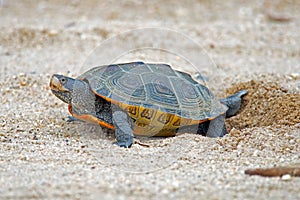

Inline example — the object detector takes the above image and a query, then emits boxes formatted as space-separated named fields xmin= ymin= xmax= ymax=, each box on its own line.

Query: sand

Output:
xmin=0 ymin=0 xmax=300 ymax=199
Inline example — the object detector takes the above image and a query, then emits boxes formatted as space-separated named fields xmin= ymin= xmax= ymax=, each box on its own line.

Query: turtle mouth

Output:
xmin=50 ymin=75 xmax=69 ymax=92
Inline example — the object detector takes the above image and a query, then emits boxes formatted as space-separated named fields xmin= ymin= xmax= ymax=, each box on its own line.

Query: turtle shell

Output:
xmin=77 ymin=62 xmax=227 ymax=136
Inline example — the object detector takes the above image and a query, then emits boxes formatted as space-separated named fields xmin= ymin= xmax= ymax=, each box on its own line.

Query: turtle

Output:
xmin=50 ymin=62 xmax=247 ymax=147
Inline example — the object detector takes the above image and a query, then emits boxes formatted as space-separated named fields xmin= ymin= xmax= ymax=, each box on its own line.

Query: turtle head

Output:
xmin=50 ymin=74 xmax=76 ymax=104
xmin=50 ymin=74 xmax=96 ymax=114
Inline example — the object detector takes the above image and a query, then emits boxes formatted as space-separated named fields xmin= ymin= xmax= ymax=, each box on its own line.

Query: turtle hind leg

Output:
xmin=206 ymin=114 xmax=228 ymax=137
xmin=112 ymin=110 xmax=134 ymax=148
xmin=177 ymin=114 xmax=227 ymax=137
xmin=220 ymin=89 xmax=248 ymax=118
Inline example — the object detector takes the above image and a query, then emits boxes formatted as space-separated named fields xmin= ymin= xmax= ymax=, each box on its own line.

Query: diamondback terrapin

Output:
xmin=50 ymin=62 xmax=247 ymax=147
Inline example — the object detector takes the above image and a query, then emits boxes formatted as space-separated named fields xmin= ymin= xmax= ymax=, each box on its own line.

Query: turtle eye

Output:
xmin=60 ymin=77 xmax=67 ymax=84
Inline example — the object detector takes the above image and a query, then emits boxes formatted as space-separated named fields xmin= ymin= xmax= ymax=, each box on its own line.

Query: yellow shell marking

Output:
xmin=117 ymin=102 xmax=206 ymax=137
xmin=93 ymin=93 xmax=209 ymax=137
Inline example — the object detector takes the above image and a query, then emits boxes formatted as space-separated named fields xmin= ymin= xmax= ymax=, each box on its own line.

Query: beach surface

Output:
xmin=0 ymin=1 xmax=299 ymax=199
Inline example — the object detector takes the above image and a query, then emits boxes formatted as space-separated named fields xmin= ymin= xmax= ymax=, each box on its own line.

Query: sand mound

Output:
xmin=226 ymin=80 xmax=300 ymax=130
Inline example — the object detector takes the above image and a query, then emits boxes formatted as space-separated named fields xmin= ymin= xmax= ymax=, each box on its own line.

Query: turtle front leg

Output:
xmin=112 ymin=111 xmax=134 ymax=148
xmin=206 ymin=114 xmax=228 ymax=137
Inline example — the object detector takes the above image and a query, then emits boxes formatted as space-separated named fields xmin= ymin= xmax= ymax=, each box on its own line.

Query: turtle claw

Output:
xmin=114 ymin=140 xmax=133 ymax=148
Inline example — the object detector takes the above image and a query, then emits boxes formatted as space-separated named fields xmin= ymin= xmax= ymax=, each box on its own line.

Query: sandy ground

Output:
xmin=1 ymin=0 xmax=300 ymax=199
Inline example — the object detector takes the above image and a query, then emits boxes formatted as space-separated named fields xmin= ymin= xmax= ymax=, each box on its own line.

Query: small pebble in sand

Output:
xmin=281 ymin=174 xmax=292 ymax=181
